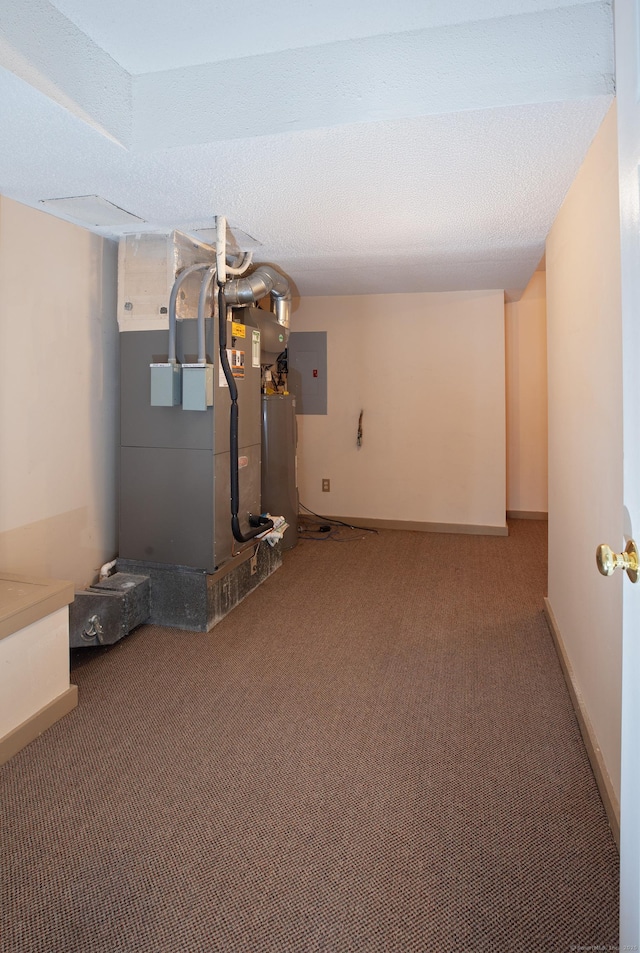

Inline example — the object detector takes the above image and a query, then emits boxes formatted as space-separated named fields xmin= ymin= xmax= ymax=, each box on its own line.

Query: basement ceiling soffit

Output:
xmin=0 ymin=0 xmax=614 ymax=297
xmin=1 ymin=0 xmax=614 ymax=150
xmin=47 ymin=0 xmax=611 ymax=74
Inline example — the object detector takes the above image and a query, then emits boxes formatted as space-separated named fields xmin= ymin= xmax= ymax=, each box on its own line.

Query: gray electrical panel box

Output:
xmin=119 ymin=308 xmax=262 ymax=572
xmin=181 ymin=363 xmax=214 ymax=411
xmin=287 ymin=331 xmax=327 ymax=415
xmin=149 ymin=362 xmax=182 ymax=406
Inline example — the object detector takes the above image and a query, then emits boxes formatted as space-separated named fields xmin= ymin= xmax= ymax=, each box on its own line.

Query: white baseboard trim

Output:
xmin=506 ymin=510 xmax=548 ymax=521
xmin=543 ymin=598 xmax=620 ymax=848
xmin=0 ymin=685 xmax=78 ymax=767
xmin=303 ymin=515 xmax=509 ymax=537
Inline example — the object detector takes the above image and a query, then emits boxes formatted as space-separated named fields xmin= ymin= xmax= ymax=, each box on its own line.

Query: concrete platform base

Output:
xmin=117 ymin=540 xmax=282 ymax=632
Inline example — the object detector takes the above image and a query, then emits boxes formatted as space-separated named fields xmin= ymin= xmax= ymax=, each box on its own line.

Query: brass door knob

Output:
xmin=596 ymin=540 xmax=639 ymax=583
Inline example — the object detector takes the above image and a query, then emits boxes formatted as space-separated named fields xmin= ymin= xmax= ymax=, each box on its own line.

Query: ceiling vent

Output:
xmin=39 ymin=195 xmax=145 ymax=227
xmin=192 ymin=224 xmax=262 ymax=254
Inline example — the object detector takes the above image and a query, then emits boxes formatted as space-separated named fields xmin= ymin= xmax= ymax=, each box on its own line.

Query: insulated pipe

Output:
xmin=99 ymin=558 xmax=117 ymax=581
xmin=218 ymin=285 xmax=273 ymax=544
xmin=196 ymin=266 xmax=216 ymax=364
xmin=224 ymin=250 xmax=253 ymax=276
xmin=215 ymin=216 xmax=253 ymax=276
xmin=223 ymin=265 xmax=291 ymax=328
xmin=216 ymin=215 xmax=227 ymax=285
xmin=168 ymin=262 xmax=211 ymax=364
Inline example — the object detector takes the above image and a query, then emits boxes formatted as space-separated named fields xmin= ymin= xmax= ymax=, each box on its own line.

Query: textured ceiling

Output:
xmin=0 ymin=0 xmax=614 ymax=297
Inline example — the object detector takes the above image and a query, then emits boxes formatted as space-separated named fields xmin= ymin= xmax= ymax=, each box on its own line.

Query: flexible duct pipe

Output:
xmin=196 ymin=266 xmax=216 ymax=364
xmin=168 ymin=262 xmax=211 ymax=363
xmin=223 ymin=265 xmax=291 ymax=328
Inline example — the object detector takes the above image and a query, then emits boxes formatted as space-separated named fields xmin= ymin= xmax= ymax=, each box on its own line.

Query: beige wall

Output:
xmin=546 ymin=103 xmax=622 ymax=799
xmin=292 ymin=290 xmax=506 ymax=530
xmin=505 ymin=270 xmax=548 ymax=514
xmin=0 ymin=607 xmax=70 ymax=740
xmin=0 ymin=197 xmax=119 ymax=588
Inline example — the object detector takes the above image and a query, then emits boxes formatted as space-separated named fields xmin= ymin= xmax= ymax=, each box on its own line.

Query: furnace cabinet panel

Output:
xmin=119 ymin=318 xmax=261 ymax=572
xmin=261 ymin=394 xmax=298 ymax=550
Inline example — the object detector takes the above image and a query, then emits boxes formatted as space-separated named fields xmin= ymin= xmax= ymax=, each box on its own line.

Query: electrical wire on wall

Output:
xmin=297 ymin=502 xmax=378 ymax=542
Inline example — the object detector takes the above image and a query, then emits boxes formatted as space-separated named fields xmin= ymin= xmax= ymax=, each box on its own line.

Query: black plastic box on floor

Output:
xmin=117 ymin=540 xmax=282 ymax=632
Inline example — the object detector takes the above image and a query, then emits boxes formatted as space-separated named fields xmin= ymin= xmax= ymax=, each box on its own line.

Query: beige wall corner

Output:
xmin=505 ymin=270 xmax=548 ymax=514
xmin=0 ymin=196 xmax=119 ymax=589
xmin=293 ymin=290 xmax=506 ymax=530
xmin=544 ymin=599 xmax=619 ymax=846
xmin=545 ymin=101 xmax=622 ymax=802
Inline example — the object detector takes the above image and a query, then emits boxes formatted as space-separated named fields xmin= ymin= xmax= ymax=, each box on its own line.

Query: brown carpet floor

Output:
xmin=1 ymin=520 xmax=619 ymax=951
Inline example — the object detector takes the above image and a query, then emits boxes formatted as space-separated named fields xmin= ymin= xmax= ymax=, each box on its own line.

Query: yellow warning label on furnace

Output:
xmin=231 ymin=322 xmax=246 ymax=339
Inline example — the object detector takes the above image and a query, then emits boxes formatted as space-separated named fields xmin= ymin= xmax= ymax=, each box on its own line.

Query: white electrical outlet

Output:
xmin=322 ymin=478 xmax=330 ymax=492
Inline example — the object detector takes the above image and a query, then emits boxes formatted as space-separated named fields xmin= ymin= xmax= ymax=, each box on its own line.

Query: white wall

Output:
xmin=546 ymin=103 xmax=622 ymax=799
xmin=505 ymin=269 xmax=548 ymax=514
xmin=292 ymin=290 xmax=506 ymax=530
xmin=0 ymin=196 xmax=119 ymax=589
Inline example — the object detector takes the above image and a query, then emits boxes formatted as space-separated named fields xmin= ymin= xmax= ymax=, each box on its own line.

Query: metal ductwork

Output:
xmin=223 ymin=265 xmax=291 ymax=329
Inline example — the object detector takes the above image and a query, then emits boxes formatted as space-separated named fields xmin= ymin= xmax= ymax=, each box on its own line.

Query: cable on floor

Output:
xmin=298 ymin=502 xmax=378 ymax=542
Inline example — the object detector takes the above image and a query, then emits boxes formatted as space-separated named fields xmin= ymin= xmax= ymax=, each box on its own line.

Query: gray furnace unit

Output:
xmin=120 ymin=307 xmax=262 ymax=571
xmin=114 ymin=230 xmax=292 ymax=631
